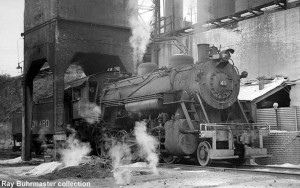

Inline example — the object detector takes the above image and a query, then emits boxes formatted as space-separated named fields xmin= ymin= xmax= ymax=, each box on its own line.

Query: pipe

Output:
xmin=125 ymin=99 xmax=162 ymax=112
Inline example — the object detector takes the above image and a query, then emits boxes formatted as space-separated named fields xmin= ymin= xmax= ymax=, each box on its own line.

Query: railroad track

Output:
xmin=159 ymin=163 xmax=300 ymax=177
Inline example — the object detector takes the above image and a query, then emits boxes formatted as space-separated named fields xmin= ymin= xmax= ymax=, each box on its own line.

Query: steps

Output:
xmin=180 ymin=101 xmax=200 ymax=131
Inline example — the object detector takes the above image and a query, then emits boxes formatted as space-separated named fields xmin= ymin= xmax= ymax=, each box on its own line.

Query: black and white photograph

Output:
xmin=0 ymin=0 xmax=300 ymax=187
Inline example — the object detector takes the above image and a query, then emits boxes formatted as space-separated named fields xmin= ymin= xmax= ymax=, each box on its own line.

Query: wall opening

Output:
xmin=257 ymin=86 xmax=291 ymax=109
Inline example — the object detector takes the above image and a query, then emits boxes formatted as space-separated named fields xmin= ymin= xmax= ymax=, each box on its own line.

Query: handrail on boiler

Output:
xmin=200 ymin=123 xmax=270 ymax=132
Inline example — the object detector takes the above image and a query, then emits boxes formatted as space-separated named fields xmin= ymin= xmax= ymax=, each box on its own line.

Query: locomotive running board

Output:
xmin=209 ymin=149 xmax=239 ymax=159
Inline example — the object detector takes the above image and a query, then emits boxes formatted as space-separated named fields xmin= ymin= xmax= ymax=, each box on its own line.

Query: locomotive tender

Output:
xmin=12 ymin=44 xmax=269 ymax=166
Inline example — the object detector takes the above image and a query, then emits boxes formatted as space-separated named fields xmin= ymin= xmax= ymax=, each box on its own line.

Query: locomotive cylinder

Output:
xmin=164 ymin=119 xmax=198 ymax=155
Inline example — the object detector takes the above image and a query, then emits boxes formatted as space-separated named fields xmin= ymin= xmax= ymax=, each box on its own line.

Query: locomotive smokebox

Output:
xmin=197 ymin=44 xmax=210 ymax=62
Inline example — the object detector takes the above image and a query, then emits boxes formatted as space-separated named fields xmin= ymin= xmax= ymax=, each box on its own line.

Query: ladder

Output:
xmin=180 ymin=101 xmax=200 ymax=131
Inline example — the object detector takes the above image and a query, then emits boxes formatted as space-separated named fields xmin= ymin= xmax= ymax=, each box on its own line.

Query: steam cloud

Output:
xmin=110 ymin=142 xmax=132 ymax=185
xmin=127 ymin=0 xmax=153 ymax=72
xmin=37 ymin=128 xmax=51 ymax=155
xmin=134 ymin=121 xmax=159 ymax=175
xmin=78 ymin=100 xmax=101 ymax=124
xmin=110 ymin=121 xmax=160 ymax=185
xmin=60 ymin=128 xmax=91 ymax=167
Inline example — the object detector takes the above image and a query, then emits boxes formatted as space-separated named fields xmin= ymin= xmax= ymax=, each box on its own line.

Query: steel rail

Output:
xmin=239 ymin=164 xmax=300 ymax=173
xmin=159 ymin=163 xmax=300 ymax=178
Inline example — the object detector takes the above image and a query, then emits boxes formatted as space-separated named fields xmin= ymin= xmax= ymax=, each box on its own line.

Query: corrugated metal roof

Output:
xmin=238 ymin=77 xmax=287 ymax=102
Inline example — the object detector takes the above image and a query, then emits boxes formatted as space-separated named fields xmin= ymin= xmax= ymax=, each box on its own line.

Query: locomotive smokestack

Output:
xmin=197 ymin=44 xmax=210 ymax=62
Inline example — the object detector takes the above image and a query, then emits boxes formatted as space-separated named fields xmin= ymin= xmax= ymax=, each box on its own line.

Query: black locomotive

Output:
xmin=12 ymin=44 xmax=269 ymax=166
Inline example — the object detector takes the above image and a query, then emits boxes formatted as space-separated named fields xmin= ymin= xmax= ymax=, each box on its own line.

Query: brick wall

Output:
xmin=256 ymin=131 xmax=300 ymax=165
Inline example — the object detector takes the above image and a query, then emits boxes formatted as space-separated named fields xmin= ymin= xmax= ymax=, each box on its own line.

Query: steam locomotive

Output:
xmin=12 ymin=44 xmax=269 ymax=166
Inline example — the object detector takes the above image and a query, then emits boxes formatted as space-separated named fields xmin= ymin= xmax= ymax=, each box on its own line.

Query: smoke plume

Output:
xmin=134 ymin=121 xmax=159 ymax=175
xmin=127 ymin=0 xmax=153 ymax=72
xmin=196 ymin=0 xmax=211 ymax=26
xmin=78 ymin=100 xmax=101 ymax=124
xmin=60 ymin=128 xmax=91 ymax=167
xmin=110 ymin=142 xmax=132 ymax=185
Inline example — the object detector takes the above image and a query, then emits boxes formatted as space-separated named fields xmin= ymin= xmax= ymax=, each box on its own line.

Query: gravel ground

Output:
xmin=1 ymin=162 xmax=300 ymax=188
xmin=0 ymin=151 xmax=21 ymax=160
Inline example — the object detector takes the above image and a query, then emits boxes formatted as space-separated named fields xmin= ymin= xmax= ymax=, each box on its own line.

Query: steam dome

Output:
xmin=168 ymin=54 xmax=194 ymax=68
xmin=137 ymin=62 xmax=158 ymax=76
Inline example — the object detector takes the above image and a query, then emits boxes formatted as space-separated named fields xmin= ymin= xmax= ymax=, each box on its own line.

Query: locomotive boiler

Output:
xmin=99 ymin=44 xmax=269 ymax=166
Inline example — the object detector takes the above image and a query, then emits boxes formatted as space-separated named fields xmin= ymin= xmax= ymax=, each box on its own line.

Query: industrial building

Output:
xmin=135 ymin=0 xmax=300 ymax=131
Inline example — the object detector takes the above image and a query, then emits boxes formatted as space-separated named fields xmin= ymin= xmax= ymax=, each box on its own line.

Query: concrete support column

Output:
xmin=53 ymin=72 xmax=65 ymax=160
xmin=164 ymin=0 xmax=183 ymax=32
xmin=151 ymin=43 xmax=160 ymax=65
xmin=21 ymin=79 xmax=33 ymax=161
